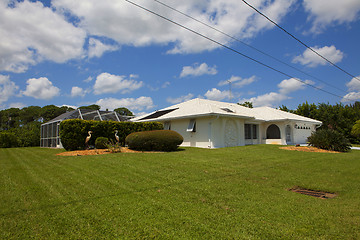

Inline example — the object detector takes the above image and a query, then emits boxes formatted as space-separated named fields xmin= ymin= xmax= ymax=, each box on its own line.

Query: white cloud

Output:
xmin=342 ymin=92 xmax=360 ymax=102
xmin=346 ymin=76 xmax=360 ymax=92
xmin=204 ymin=88 xmax=229 ymax=101
xmin=0 ymin=75 xmax=19 ymax=105
xmin=239 ymin=78 xmax=313 ymax=107
xmin=0 ymin=0 xmax=86 ymax=73
xmin=218 ymin=75 xmax=256 ymax=88
xmin=88 ymin=38 xmax=119 ymax=58
xmin=278 ymin=78 xmax=314 ymax=95
xmin=9 ymin=102 xmax=26 ymax=109
xmin=60 ymin=104 xmax=78 ymax=110
xmin=167 ymin=93 xmax=194 ymax=104
xmin=0 ymin=0 xmax=298 ymax=72
xmin=22 ymin=77 xmax=60 ymax=100
xmin=180 ymin=63 xmax=217 ymax=78
xmin=96 ymin=96 xmax=154 ymax=112
xmin=303 ymin=0 xmax=360 ymax=33
xmin=52 ymin=0 xmax=295 ymax=54
xmin=342 ymin=76 xmax=360 ymax=102
xmin=243 ymin=92 xmax=290 ymax=107
xmin=71 ymin=86 xmax=86 ymax=97
xmin=83 ymin=76 xmax=93 ymax=83
xmin=293 ymin=45 xmax=344 ymax=67
xmin=93 ymin=72 xmax=143 ymax=95
xmin=162 ymin=81 xmax=170 ymax=88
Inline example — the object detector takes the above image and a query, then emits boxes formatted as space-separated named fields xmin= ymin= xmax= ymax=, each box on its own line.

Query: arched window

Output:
xmin=266 ymin=124 xmax=281 ymax=139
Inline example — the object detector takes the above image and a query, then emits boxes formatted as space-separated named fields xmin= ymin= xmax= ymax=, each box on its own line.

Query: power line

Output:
xmin=123 ymin=0 xmax=353 ymax=102
xmin=153 ymin=0 xmax=347 ymax=94
xmin=241 ymin=0 xmax=360 ymax=83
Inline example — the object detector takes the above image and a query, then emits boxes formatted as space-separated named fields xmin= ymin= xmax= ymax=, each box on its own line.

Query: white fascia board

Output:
xmin=134 ymin=113 xmax=255 ymax=122
xmin=261 ymin=118 xmax=322 ymax=124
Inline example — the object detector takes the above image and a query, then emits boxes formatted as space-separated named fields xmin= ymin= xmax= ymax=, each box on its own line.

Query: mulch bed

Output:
xmin=56 ymin=147 xmax=159 ymax=156
xmin=279 ymin=146 xmax=339 ymax=153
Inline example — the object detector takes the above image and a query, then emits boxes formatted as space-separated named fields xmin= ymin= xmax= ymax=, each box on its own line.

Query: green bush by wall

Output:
xmin=60 ymin=119 xmax=163 ymax=151
xmin=307 ymin=129 xmax=351 ymax=152
xmin=125 ymin=130 xmax=183 ymax=152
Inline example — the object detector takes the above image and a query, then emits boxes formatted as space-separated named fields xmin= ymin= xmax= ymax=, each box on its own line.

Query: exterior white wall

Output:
xmin=292 ymin=122 xmax=317 ymax=144
xmin=163 ymin=117 xmax=318 ymax=148
xmin=168 ymin=117 xmax=215 ymax=148
xmin=165 ymin=116 xmax=247 ymax=148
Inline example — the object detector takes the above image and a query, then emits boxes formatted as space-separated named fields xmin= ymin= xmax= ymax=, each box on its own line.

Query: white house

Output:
xmin=133 ymin=98 xmax=322 ymax=148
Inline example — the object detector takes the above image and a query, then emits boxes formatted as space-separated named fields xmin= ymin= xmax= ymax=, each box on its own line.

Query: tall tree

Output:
xmin=278 ymin=105 xmax=294 ymax=113
xmin=20 ymin=106 xmax=42 ymax=125
xmin=294 ymin=101 xmax=318 ymax=119
xmin=351 ymin=120 xmax=360 ymax=139
xmin=41 ymin=105 xmax=69 ymax=122
xmin=238 ymin=102 xmax=253 ymax=108
xmin=78 ymin=104 xmax=100 ymax=111
xmin=114 ymin=107 xmax=134 ymax=116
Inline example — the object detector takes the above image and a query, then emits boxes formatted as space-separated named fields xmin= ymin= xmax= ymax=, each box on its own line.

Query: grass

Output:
xmin=0 ymin=145 xmax=359 ymax=239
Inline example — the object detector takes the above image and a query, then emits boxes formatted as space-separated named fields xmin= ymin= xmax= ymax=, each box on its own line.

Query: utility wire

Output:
xmin=241 ymin=0 xmax=360 ymax=83
xmin=153 ymin=0 xmax=347 ymax=93
xmin=124 ymin=0 xmax=353 ymax=102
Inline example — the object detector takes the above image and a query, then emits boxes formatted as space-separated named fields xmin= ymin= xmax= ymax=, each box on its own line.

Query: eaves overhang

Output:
xmin=134 ymin=112 xmax=256 ymax=122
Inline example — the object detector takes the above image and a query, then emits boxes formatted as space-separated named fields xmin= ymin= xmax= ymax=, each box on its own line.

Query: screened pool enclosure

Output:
xmin=40 ymin=109 xmax=130 ymax=148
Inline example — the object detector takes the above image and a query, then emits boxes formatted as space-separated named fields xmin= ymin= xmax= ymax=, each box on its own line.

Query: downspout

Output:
xmin=208 ymin=115 xmax=219 ymax=148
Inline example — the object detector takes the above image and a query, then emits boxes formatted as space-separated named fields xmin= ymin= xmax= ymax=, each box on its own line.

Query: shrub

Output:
xmin=60 ymin=119 xmax=163 ymax=151
xmin=95 ymin=137 xmax=109 ymax=149
xmin=0 ymin=132 xmax=19 ymax=148
xmin=125 ymin=130 xmax=183 ymax=152
xmin=307 ymin=129 xmax=351 ymax=152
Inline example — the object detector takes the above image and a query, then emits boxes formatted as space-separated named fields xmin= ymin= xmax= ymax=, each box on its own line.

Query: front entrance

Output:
xmin=266 ymin=124 xmax=280 ymax=139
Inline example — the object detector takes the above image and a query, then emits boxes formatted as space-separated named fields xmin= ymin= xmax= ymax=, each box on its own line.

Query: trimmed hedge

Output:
xmin=60 ymin=119 xmax=163 ymax=151
xmin=125 ymin=130 xmax=183 ymax=152
xmin=307 ymin=129 xmax=351 ymax=152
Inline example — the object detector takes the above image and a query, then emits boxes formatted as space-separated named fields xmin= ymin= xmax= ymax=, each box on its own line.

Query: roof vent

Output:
xmin=221 ymin=108 xmax=234 ymax=113
xmin=139 ymin=108 xmax=179 ymax=120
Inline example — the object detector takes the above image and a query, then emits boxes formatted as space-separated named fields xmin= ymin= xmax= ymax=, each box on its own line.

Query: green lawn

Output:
xmin=1 ymin=146 xmax=359 ymax=239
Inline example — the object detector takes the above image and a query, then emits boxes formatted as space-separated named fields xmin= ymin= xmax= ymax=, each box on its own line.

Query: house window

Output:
xmin=245 ymin=124 xmax=251 ymax=139
xmin=252 ymin=124 xmax=257 ymax=139
xmin=245 ymin=124 xmax=258 ymax=139
xmin=187 ymin=119 xmax=196 ymax=132
xmin=164 ymin=122 xmax=171 ymax=130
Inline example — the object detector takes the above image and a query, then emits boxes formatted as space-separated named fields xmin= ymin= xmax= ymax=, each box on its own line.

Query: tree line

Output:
xmin=0 ymin=104 xmax=133 ymax=148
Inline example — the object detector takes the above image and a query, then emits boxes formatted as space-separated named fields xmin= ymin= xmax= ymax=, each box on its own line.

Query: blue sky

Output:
xmin=1 ymin=0 xmax=360 ymax=116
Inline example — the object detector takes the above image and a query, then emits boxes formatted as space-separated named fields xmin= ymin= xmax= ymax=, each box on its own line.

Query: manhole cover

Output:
xmin=289 ymin=187 xmax=337 ymax=199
